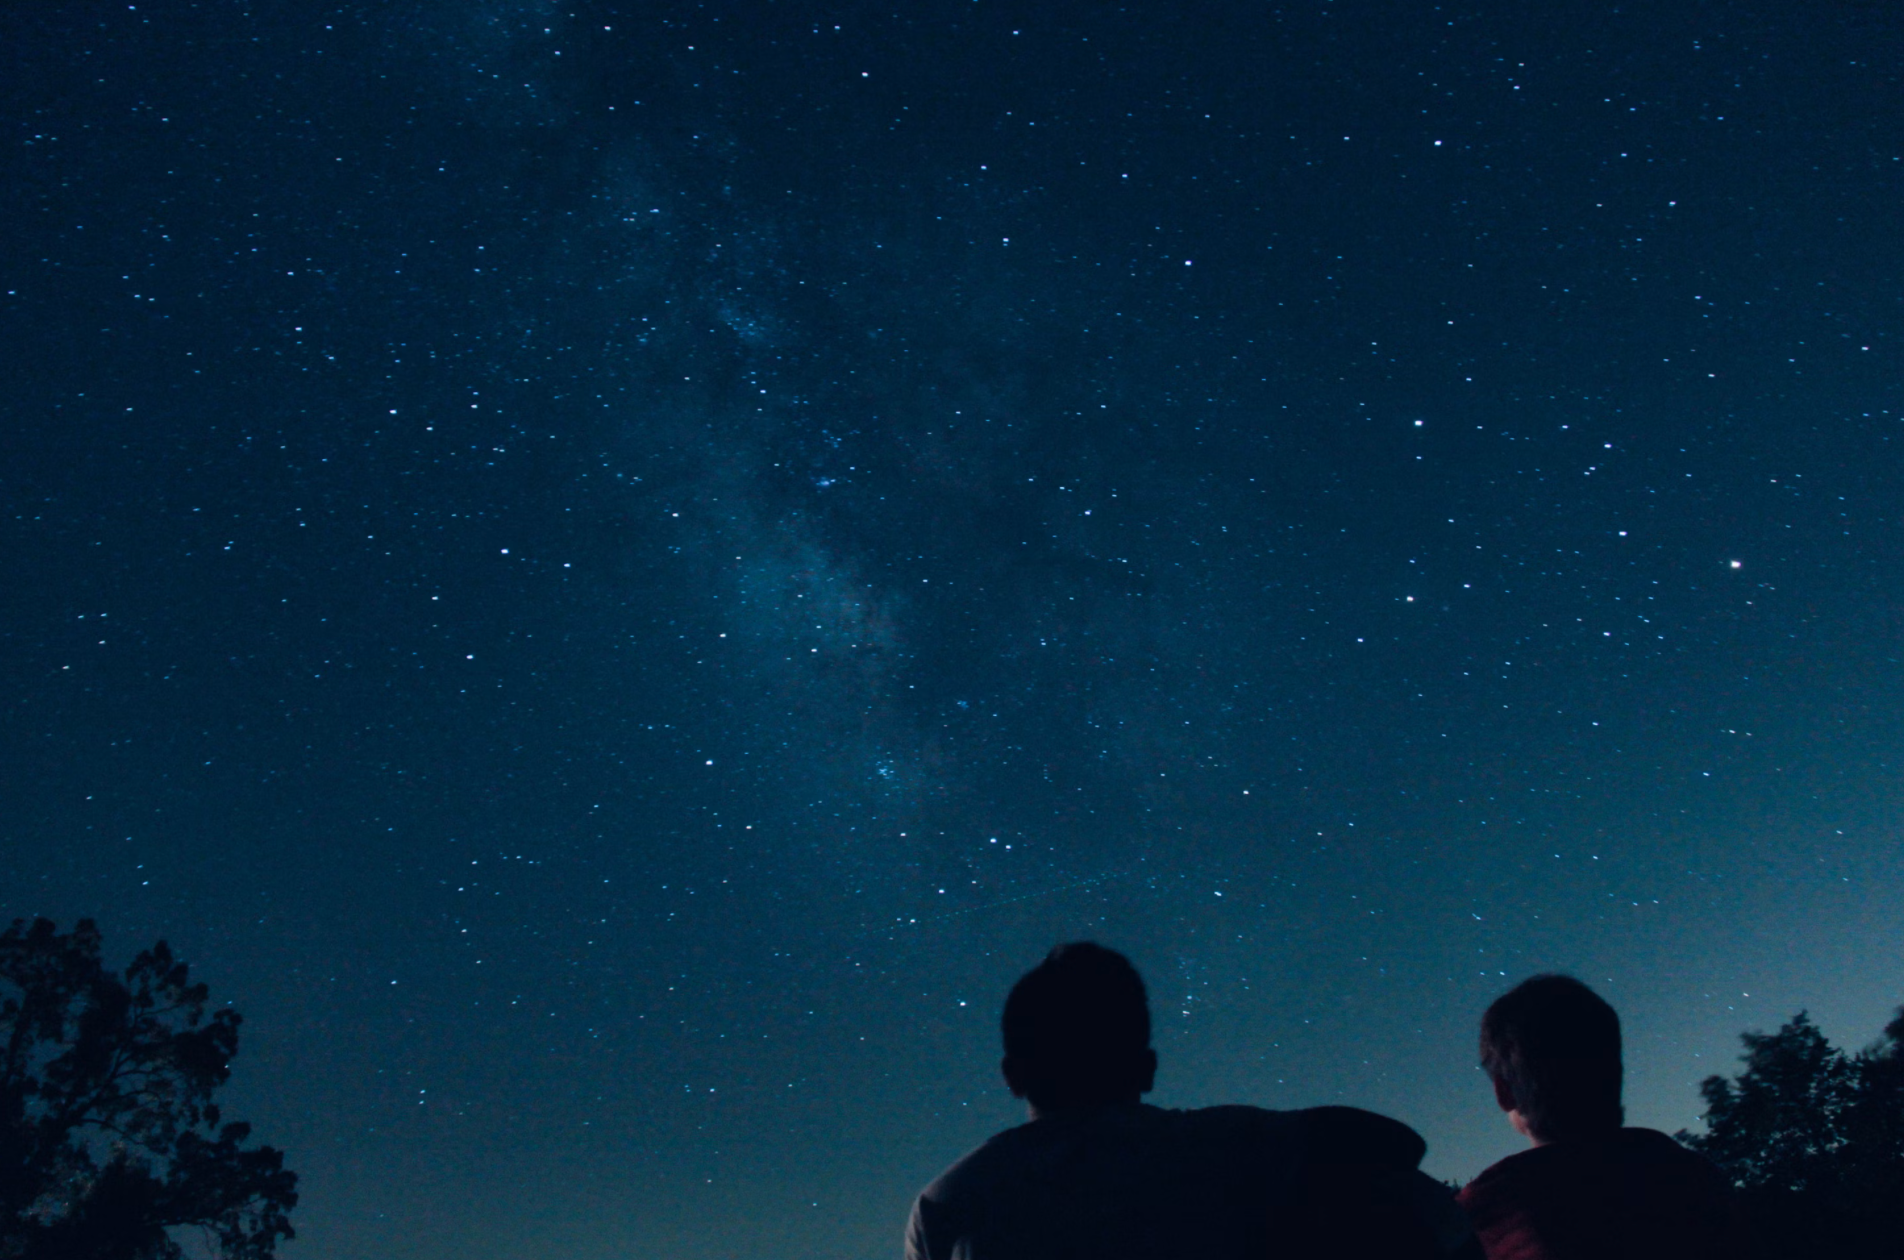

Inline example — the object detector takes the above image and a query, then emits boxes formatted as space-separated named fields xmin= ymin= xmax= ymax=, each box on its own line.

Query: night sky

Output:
xmin=5 ymin=2 xmax=1903 ymax=1256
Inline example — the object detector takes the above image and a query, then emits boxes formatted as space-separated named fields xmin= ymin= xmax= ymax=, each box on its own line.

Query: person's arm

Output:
xmin=1298 ymin=1105 xmax=1428 ymax=1169
xmin=904 ymin=1192 xmax=953 ymax=1260
xmin=1399 ymin=1169 xmax=1484 ymax=1260
xmin=1272 ymin=1107 xmax=1478 ymax=1260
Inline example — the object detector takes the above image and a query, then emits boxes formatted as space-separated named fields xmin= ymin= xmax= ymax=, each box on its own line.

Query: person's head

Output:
xmin=1000 ymin=942 xmax=1156 ymax=1116
xmin=1479 ymin=973 xmax=1624 ymax=1144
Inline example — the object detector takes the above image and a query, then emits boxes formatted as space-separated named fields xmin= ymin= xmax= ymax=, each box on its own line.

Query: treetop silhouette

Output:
xmin=1681 ymin=1005 xmax=1904 ymax=1257
xmin=0 ymin=917 xmax=296 ymax=1260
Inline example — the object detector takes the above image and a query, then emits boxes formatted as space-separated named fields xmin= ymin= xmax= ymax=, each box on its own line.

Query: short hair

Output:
xmin=1480 ymin=974 xmax=1624 ymax=1141
xmin=1001 ymin=942 xmax=1152 ymax=1110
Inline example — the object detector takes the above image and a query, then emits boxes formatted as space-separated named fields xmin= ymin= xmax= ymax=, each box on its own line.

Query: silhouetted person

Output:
xmin=1457 ymin=974 xmax=1752 ymax=1260
xmin=906 ymin=941 xmax=1476 ymax=1260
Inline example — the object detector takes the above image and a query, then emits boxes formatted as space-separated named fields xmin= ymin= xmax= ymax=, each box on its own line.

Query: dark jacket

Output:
xmin=1457 ymin=1127 xmax=1752 ymax=1260
xmin=905 ymin=1102 xmax=1474 ymax=1260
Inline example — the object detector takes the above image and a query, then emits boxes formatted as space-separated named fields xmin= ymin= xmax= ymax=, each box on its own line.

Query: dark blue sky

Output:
xmin=4 ymin=2 xmax=1902 ymax=1256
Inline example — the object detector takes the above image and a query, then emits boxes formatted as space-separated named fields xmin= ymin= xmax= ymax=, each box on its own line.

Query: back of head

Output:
xmin=1001 ymin=942 xmax=1154 ymax=1113
xmin=1480 ymin=974 xmax=1624 ymax=1142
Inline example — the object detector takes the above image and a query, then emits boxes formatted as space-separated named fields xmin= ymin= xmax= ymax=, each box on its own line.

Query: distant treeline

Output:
xmin=1682 ymin=1006 xmax=1904 ymax=1257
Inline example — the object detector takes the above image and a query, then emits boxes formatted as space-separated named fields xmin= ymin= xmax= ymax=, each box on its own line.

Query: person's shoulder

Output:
xmin=1612 ymin=1128 xmax=1736 ymax=1186
xmin=1456 ymin=1144 xmax=1550 ymax=1209
xmin=918 ymin=1104 xmax=1208 ymax=1225
xmin=916 ymin=1118 xmax=1047 ymax=1206
xmin=1615 ymin=1126 xmax=1710 ymax=1160
xmin=1455 ymin=1150 xmax=1545 ymax=1249
xmin=1459 ymin=1129 xmax=1723 ymax=1207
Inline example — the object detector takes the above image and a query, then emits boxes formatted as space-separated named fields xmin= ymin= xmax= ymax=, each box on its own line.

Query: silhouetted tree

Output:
xmin=1840 ymin=1010 xmax=1904 ymax=1243
xmin=1681 ymin=1012 xmax=1853 ymax=1190
xmin=1681 ymin=1007 xmax=1904 ymax=1256
xmin=0 ymin=918 xmax=296 ymax=1260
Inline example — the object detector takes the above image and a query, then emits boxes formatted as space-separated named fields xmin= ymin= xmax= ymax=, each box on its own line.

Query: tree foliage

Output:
xmin=1680 ymin=1007 xmax=1904 ymax=1256
xmin=0 ymin=918 xmax=296 ymax=1260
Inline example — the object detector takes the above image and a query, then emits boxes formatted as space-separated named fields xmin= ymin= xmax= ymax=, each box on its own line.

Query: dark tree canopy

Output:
xmin=1681 ymin=1007 xmax=1904 ymax=1257
xmin=1846 ymin=1009 xmax=1904 ymax=1193
xmin=0 ymin=918 xmax=296 ymax=1260
xmin=1682 ymin=1011 xmax=1854 ymax=1193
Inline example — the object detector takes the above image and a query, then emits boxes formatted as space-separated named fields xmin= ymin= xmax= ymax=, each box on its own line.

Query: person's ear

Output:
xmin=1138 ymin=1047 xmax=1158 ymax=1095
xmin=1491 ymin=1075 xmax=1517 ymax=1113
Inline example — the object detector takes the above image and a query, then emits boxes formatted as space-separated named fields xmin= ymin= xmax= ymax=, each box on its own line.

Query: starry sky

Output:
xmin=4 ymin=2 xmax=1902 ymax=1257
